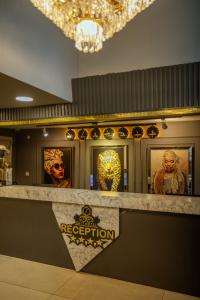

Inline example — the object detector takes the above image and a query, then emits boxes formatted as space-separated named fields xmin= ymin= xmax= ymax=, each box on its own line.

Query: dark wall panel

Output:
xmin=84 ymin=209 xmax=200 ymax=297
xmin=0 ymin=198 xmax=199 ymax=297
xmin=73 ymin=62 xmax=200 ymax=114
xmin=0 ymin=198 xmax=74 ymax=268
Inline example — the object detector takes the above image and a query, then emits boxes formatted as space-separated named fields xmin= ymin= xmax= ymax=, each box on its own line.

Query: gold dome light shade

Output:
xmin=30 ymin=0 xmax=156 ymax=53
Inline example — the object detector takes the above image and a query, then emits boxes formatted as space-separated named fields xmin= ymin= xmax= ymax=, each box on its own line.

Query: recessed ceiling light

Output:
xmin=16 ymin=96 xmax=33 ymax=102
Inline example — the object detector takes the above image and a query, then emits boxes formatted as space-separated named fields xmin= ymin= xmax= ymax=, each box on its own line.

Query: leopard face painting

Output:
xmin=97 ymin=150 xmax=121 ymax=191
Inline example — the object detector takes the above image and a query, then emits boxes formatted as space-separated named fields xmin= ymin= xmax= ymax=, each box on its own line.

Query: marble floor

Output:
xmin=0 ymin=255 xmax=199 ymax=300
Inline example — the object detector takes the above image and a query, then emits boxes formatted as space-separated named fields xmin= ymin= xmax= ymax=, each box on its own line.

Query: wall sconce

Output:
xmin=42 ymin=128 xmax=48 ymax=137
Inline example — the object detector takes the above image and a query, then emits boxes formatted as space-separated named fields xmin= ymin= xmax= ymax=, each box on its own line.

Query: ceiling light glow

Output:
xmin=16 ymin=96 xmax=33 ymax=102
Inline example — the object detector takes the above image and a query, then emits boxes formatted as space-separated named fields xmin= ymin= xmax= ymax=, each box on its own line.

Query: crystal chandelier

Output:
xmin=30 ymin=0 xmax=156 ymax=53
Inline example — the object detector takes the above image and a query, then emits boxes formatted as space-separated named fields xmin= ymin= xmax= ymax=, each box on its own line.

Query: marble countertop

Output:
xmin=0 ymin=185 xmax=200 ymax=215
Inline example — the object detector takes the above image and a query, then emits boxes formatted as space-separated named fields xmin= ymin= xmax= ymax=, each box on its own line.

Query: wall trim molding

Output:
xmin=0 ymin=107 xmax=199 ymax=127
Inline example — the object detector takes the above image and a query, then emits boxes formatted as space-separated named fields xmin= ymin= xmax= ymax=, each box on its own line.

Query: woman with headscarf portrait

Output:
xmin=44 ymin=148 xmax=71 ymax=188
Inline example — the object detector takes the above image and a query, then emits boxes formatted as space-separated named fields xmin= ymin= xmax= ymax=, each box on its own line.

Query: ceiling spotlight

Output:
xmin=42 ymin=128 xmax=48 ymax=137
xmin=161 ymin=118 xmax=168 ymax=130
xmin=16 ymin=96 xmax=33 ymax=102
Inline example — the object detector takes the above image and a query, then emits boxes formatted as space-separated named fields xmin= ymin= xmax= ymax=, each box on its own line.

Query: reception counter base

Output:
xmin=0 ymin=197 xmax=199 ymax=297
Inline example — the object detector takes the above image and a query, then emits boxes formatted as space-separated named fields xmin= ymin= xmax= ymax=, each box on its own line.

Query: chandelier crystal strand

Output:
xmin=30 ymin=0 xmax=156 ymax=53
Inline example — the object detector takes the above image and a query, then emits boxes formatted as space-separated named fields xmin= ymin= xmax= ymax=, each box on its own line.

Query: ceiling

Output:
xmin=0 ymin=72 xmax=69 ymax=109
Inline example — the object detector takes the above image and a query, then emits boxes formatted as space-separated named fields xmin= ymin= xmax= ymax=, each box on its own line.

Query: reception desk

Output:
xmin=0 ymin=186 xmax=199 ymax=297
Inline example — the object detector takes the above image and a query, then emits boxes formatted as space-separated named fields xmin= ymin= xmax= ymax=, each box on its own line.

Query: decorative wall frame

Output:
xmin=78 ymin=129 xmax=88 ymax=140
xmin=90 ymin=145 xmax=128 ymax=192
xmin=42 ymin=147 xmax=73 ymax=188
xmin=132 ymin=126 xmax=144 ymax=139
xmin=146 ymin=125 xmax=159 ymax=138
xmin=64 ymin=124 xmax=161 ymax=141
xmin=91 ymin=127 xmax=101 ymax=140
xmin=118 ymin=127 xmax=129 ymax=139
xmin=103 ymin=128 xmax=114 ymax=140
xmin=147 ymin=146 xmax=193 ymax=195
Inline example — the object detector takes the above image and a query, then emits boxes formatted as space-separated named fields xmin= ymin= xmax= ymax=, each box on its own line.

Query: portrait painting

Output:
xmin=148 ymin=147 xmax=193 ymax=195
xmin=43 ymin=147 xmax=73 ymax=188
xmin=91 ymin=146 xmax=128 ymax=192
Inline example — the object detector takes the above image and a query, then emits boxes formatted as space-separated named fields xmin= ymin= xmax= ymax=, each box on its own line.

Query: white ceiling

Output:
xmin=0 ymin=72 xmax=68 ymax=108
xmin=0 ymin=0 xmax=77 ymax=105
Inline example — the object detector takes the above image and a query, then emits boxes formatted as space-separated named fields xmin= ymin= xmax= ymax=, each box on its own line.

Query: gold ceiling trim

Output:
xmin=0 ymin=107 xmax=200 ymax=127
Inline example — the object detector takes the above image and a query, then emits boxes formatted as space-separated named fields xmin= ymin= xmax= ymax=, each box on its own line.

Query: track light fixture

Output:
xmin=161 ymin=118 xmax=168 ymax=130
xmin=42 ymin=128 xmax=49 ymax=137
